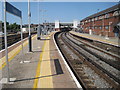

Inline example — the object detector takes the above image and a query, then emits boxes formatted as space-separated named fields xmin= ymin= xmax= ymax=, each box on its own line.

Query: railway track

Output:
xmin=66 ymin=33 xmax=120 ymax=71
xmin=70 ymin=33 xmax=120 ymax=56
xmin=55 ymin=31 xmax=120 ymax=89
xmin=0 ymin=32 xmax=36 ymax=50
xmin=69 ymin=33 xmax=120 ymax=61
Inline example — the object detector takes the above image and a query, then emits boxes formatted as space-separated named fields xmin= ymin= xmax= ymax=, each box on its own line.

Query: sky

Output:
xmin=0 ymin=1 xmax=118 ymax=25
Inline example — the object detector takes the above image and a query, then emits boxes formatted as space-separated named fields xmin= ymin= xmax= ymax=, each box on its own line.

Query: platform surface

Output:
xmin=70 ymin=31 xmax=120 ymax=47
xmin=0 ymin=32 xmax=77 ymax=89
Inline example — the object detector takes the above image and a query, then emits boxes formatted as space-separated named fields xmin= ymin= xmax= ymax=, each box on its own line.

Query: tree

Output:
xmin=1 ymin=21 xmax=20 ymax=33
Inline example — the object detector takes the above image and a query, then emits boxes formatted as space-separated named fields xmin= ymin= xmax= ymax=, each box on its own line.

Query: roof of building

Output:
xmin=81 ymin=3 xmax=120 ymax=21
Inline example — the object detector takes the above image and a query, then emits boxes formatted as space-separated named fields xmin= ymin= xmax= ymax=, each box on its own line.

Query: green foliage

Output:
xmin=1 ymin=21 xmax=20 ymax=33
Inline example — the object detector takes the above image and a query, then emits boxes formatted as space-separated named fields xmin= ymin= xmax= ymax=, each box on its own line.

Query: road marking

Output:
xmin=0 ymin=35 xmax=37 ymax=70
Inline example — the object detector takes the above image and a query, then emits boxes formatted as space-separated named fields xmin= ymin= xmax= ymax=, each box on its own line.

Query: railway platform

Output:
xmin=70 ymin=31 xmax=120 ymax=47
xmin=0 ymin=32 xmax=79 ymax=89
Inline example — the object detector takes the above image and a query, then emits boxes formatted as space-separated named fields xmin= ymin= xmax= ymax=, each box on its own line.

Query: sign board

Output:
xmin=73 ymin=20 xmax=79 ymax=28
xmin=55 ymin=20 xmax=60 ymax=28
xmin=6 ymin=2 xmax=22 ymax=18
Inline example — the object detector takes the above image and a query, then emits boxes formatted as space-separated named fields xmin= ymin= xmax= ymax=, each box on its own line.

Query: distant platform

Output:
xmin=70 ymin=31 xmax=120 ymax=47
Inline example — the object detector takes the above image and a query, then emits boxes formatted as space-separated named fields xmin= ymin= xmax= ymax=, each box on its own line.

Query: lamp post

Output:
xmin=36 ymin=0 xmax=41 ymax=39
xmin=34 ymin=0 xmax=43 ymax=39
xmin=43 ymin=10 xmax=47 ymax=35
xmin=28 ymin=0 xmax=32 ymax=52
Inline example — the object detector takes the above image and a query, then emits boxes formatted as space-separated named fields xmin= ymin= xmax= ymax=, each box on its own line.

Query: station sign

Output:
xmin=3 ymin=1 xmax=22 ymax=82
xmin=6 ymin=2 xmax=22 ymax=18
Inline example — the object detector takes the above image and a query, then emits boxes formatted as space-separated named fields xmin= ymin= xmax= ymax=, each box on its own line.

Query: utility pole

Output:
xmin=28 ymin=0 xmax=32 ymax=52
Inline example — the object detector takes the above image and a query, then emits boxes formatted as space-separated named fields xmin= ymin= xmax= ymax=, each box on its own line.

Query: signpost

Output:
xmin=3 ymin=0 xmax=22 ymax=82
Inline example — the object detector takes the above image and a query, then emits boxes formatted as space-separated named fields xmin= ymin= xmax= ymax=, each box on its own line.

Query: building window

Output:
xmin=92 ymin=18 xmax=94 ymax=21
xmin=99 ymin=26 xmax=102 ymax=30
xmin=105 ymin=26 xmax=109 ymax=29
xmin=95 ymin=17 xmax=98 ymax=21
xmin=89 ymin=19 xmax=91 ymax=22
xmin=99 ymin=16 xmax=103 ymax=20
xmin=105 ymin=14 xmax=109 ymax=18
xmin=95 ymin=26 xmax=97 ymax=29
xmin=113 ymin=11 xmax=119 ymax=16
xmin=85 ymin=20 xmax=87 ymax=23
xmin=92 ymin=27 xmax=94 ymax=29
xmin=81 ymin=22 xmax=84 ymax=25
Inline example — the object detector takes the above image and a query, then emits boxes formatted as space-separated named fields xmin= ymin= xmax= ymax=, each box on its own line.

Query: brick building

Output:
xmin=80 ymin=3 xmax=120 ymax=37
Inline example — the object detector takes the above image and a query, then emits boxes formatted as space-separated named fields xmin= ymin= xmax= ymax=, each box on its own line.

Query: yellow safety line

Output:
xmin=0 ymin=35 xmax=37 ymax=70
xmin=37 ymin=37 xmax=53 ymax=88
xmin=33 ymin=41 xmax=46 ymax=89
xmin=33 ymin=32 xmax=54 ymax=89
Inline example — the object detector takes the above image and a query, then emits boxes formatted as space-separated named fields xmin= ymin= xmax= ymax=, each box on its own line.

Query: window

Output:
xmin=85 ymin=20 xmax=87 ymax=23
xmin=82 ymin=22 xmax=84 ymax=25
xmin=92 ymin=18 xmax=94 ymax=21
xmin=105 ymin=14 xmax=109 ymax=18
xmin=95 ymin=17 xmax=98 ymax=21
xmin=92 ymin=27 xmax=94 ymax=29
xmin=99 ymin=16 xmax=103 ymax=20
xmin=99 ymin=26 xmax=102 ymax=30
xmin=89 ymin=19 xmax=91 ymax=22
xmin=113 ymin=11 xmax=119 ymax=16
xmin=105 ymin=26 xmax=109 ymax=29
xmin=81 ymin=22 xmax=83 ymax=25
xmin=95 ymin=26 xmax=97 ymax=29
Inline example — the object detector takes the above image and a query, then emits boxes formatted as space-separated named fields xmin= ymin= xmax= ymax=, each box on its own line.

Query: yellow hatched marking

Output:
xmin=0 ymin=35 xmax=37 ymax=70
